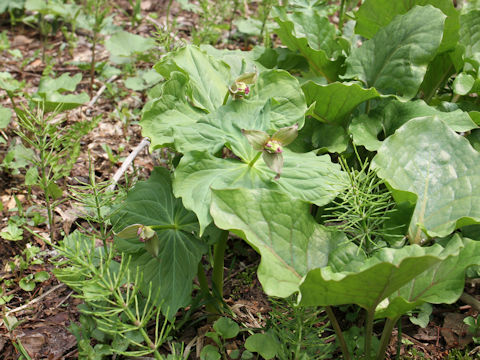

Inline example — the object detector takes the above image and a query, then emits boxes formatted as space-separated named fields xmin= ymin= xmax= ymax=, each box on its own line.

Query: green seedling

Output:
xmin=201 ymin=317 xmax=240 ymax=360
xmin=19 ymin=271 xmax=49 ymax=292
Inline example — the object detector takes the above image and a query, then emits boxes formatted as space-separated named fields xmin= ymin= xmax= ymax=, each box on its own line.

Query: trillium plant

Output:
xmin=242 ymin=123 xmax=298 ymax=178
xmin=113 ymin=0 xmax=480 ymax=358
xmin=228 ymin=71 xmax=257 ymax=99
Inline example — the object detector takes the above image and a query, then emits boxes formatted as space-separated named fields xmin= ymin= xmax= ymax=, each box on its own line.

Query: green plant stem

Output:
xmin=338 ymin=0 xmax=346 ymax=31
xmin=197 ymin=262 xmax=217 ymax=314
xmin=212 ymin=230 xmax=228 ymax=299
xmin=249 ymin=151 xmax=262 ymax=167
xmin=39 ymin=144 xmax=54 ymax=241
xmin=90 ymin=31 xmax=97 ymax=95
xmin=325 ymin=306 xmax=350 ymax=360
xmin=166 ymin=0 xmax=174 ymax=29
xmin=223 ymin=91 xmax=230 ymax=105
xmin=364 ymin=309 xmax=375 ymax=359
xmin=108 ymin=272 xmax=163 ymax=359
xmin=376 ymin=317 xmax=399 ymax=360
xmin=396 ymin=318 xmax=401 ymax=360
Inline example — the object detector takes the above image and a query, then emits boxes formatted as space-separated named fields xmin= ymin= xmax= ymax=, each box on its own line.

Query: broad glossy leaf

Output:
xmin=169 ymin=70 xmax=306 ymax=156
xmin=345 ymin=6 xmax=446 ymax=99
xmin=302 ymin=81 xmax=379 ymax=125
xmin=111 ymin=167 xmax=206 ymax=316
xmin=312 ymin=123 xmax=349 ymax=154
xmin=299 ymin=244 xmax=444 ymax=310
xmin=453 ymin=73 xmax=476 ymax=95
xmin=372 ymin=117 xmax=480 ymax=242
xmin=350 ymin=99 xmax=477 ymax=151
xmin=34 ymin=92 xmax=90 ymax=112
xmin=272 ymin=7 xmax=342 ymax=82
xmin=38 ymin=73 xmax=82 ymax=93
xmin=210 ymin=188 xmax=348 ymax=297
xmin=154 ymin=46 xmax=231 ymax=112
xmin=200 ymin=44 xmax=265 ymax=77
xmin=141 ymin=72 xmax=206 ymax=148
xmin=462 ymin=0 xmax=480 ymax=13
xmin=173 ymin=96 xmax=305 ymax=159
xmin=376 ymin=236 xmax=480 ymax=319
xmin=459 ymin=10 xmax=480 ymax=71
xmin=244 ymin=332 xmax=279 ymax=360
xmin=173 ymin=150 xmax=346 ymax=233
xmin=355 ymin=0 xmax=459 ymax=53
xmin=349 ymin=114 xmax=383 ymax=151
xmin=143 ymin=66 xmax=306 ymax=151
xmin=105 ymin=31 xmax=155 ymax=64
xmin=34 ymin=73 xmax=89 ymax=111
xmin=0 ymin=106 xmax=12 ymax=129
xmin=420 ymin=53 xmax=456 ymax=102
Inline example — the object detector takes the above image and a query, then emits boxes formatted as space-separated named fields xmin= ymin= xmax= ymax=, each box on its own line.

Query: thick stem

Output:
xmin=212 ymin=230 xmax=229 ymax=299
xmin=338 ymin=0 xmax=346 ymax=32
xmin=325 ymin=306 xmax=351 ymax=360
xmin=364 ymin=309 xmax=375 ymax=359
xmin=197 ymin=262 xmax=217 ymax=315
xmin=249 ymin=151 xmax=262 ymax=167
xmin=376 ymin=317 xmax=399 ymax=360
xmin=222 ymin=90 xmax=230 ymax=106
xmin=396 ymin=318 xmax=401 ymax=360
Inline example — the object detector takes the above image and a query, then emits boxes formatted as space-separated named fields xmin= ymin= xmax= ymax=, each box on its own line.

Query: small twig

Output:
xmin=87 ymin=74 xmax=119 ymax=108
xmin=460 ymin=292 xmax=480 ymax=312
xmin=54 ymin=290 xmax=74 ymax=308
xmin=6 ymin=283 xmax=65 ymax=316
xmin=107 ymin=137 xmax=151 ymax=192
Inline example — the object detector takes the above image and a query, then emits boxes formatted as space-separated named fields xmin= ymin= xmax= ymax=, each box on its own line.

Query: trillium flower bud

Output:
xmin=264 ymin=140 xmax=283 ymax=154
xmin=242 ymin=124 xmax=299 ymax=179
xmin=115 ymin=224 xmax=160 ymax=257
xmin=228 ymin=71 xmax=257 ymax=100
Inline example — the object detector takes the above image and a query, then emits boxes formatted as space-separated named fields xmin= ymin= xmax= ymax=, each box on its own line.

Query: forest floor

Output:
xmin=0 ymin=1 xmax=480 ymax=359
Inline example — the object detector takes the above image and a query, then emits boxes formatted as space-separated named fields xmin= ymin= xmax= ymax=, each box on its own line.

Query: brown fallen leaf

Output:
xmin=441 ymin=312 xmax=473 ymax=348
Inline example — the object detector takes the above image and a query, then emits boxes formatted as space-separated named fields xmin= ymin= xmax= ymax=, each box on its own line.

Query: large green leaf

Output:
xmin=376 ymin=236 xmax=480 ymax=319
xmin=272 ymin=6 xmax=343 ymax=82
xmin=111 ymin=167 xmax=206 ymax=316
xmin=344 ymin=6 xmax=446 ymax=99
xmin=38 ymin=73 xmax=82 ymax=93
xmin=173 ymin=150 xmax=345 ymax=233
xmin=153 ymin=46 xmax=231 ymax=112
xmin=0 ymin=106 xmax=12 ymax=129
xmin=299 ymin=244 xmax=445 ymax=311
xmin=350 ymin=99 xmax=477 ymax=151
xmin=210 ymin=188 xmax=349 ymax=297
xmin=173 ymin=76 xmax=307 ymax=158
xmin=34 ymin=73 xmax=90 ymax=112
xmin=372 ymin=117 xmax=480 ymax=243
xmin=141 ymin=72 xmax=206 ymax=149
xmin=143 ymin=59 xmax=306 ymax=151
xmin=302 ymin=81 xmax=379 ymax=125
xmin=199 ymin=45 xmax=265 ymax=77
xmin=459 ymin=10 xmax=480 ymax=71
xmin=419 ymin=52 xmax=456 ymax=103
xmin=355 ymin=0 xmax=459 ymax=53
xmin=105 ymin=31 xmax=156 ymax=64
